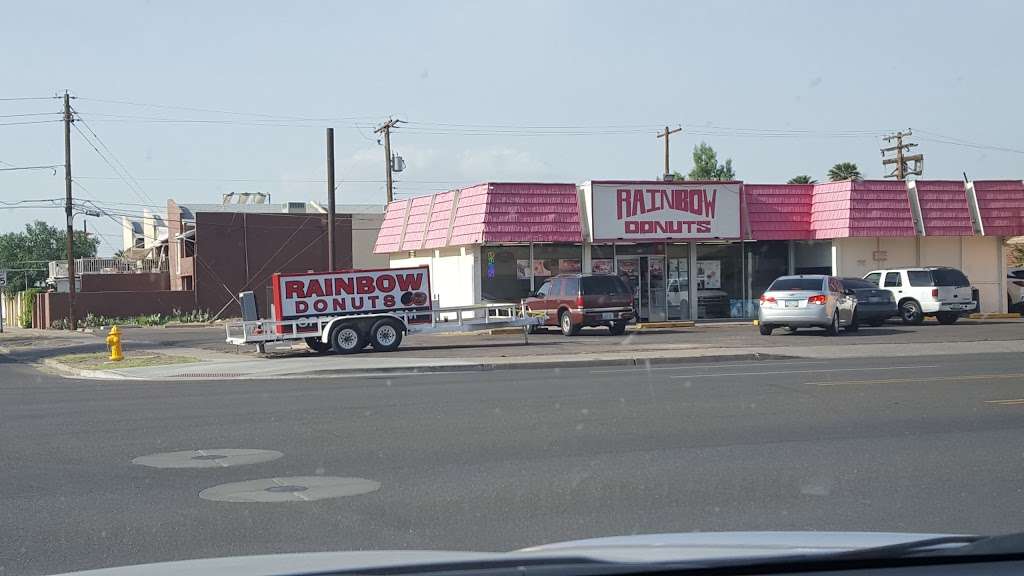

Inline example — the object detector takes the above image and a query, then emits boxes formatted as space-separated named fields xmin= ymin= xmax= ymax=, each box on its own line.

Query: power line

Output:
xmin=0 ymin=112 xmax=62 ymax=118
xmin=70 ymin=121 xmax=151 ymax=204
xmin=0 ymin=120 xmax=62 ymax=126
xmin=75 ymin=96 xmax=383 ymax=122
xmin=72 ymin=111 xmax=153 ymax=202
xmin=0 ymin=164 xmax=62 ymax=172
xmin=0 ymin=96 xmax=60 ymax=101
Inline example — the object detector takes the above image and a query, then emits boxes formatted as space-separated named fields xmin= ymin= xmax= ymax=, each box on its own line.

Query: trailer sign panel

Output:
xmin=272 ymin=266 xmax=431 ymax=321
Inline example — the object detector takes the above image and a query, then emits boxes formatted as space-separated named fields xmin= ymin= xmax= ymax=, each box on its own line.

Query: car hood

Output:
xmin=53 ymin=531 xmax=955 ymax=576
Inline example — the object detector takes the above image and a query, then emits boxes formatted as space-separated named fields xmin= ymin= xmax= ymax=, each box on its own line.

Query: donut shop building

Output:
xmin=373 ymin=180 xmax=1023 ymax=320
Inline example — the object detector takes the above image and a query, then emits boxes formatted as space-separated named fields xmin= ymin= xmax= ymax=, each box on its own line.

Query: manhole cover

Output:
xmin=199 ymin=476 xmax=381 ymax=502
xmin=132 ymin=449 xmax=283 ymax=469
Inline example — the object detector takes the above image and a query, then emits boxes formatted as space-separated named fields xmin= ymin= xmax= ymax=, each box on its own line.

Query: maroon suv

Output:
xmin=524 ymin=274 xmax=635 ymax=335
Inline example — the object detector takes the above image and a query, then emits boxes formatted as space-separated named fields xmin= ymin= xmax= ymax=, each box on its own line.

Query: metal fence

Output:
xmin=48 ymin=257 xmax=167 ymax=278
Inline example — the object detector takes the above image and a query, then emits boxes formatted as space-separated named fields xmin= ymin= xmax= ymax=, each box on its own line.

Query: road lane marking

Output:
xmin=591 ymin=360 xmax=832 ymax=374
xmin=985 ymin=398 xmax=1024 ymax=405
xmin=811 ymin=373 xmax=1024 ymax=386
xmin=668 ymin=365 xmax=939 ymax=379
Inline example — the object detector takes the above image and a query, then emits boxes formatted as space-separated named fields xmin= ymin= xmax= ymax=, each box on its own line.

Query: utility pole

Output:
xmin=63 ymin=90 xmax=77 ymax=331
xmin=375 ymin=118 xmax=403 ymax=203
xmin=326 ymin=127 xmax=337 ymax=270
xmin=656 ymin=125 xmax=682 ymax=180
xmin=881 ymin=129 xmax=923 ymax=180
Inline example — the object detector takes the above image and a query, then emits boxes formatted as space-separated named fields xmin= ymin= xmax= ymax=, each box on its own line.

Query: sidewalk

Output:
xmin=6 ymin=320 xmax=1023 ymax=381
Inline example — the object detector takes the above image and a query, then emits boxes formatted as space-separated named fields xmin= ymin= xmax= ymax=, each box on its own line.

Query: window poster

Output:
xmin=591 ymin=259 xmax=613 ymax=275
xmin=516 ymin=260 xmax=531 ymax=280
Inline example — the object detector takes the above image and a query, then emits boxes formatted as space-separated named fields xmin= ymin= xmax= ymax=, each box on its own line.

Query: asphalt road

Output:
xmin=3 ymin=351 xmax=1024 ymax=575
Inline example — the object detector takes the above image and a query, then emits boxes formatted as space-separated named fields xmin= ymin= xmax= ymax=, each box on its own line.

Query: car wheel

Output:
xmin=936 ymin=312 xmax=959 ymax=325
xmin=608 ymin=321 xmax=627 ymax=336
xmin=759 ymin=323 xmax=773 ymax=336
xmin=899 ymin=299 xmax=924 ymax=325
xmin=825 ymin=314 xmax=840 ymax=336
xmin=304 ymin=337 xmax=332 ymax=354
xmin=559 ymin=310 xmax=580 ymax=336
xmin=330 ymin=322 xmax=366 ymax=354
xmin=844 ymin=312 xmax=859 ymax=332
xmin=369 ymin=319 xmax=403 ymax=352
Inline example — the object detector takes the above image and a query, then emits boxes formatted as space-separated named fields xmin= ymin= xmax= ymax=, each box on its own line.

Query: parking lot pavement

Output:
xmin=111 ymin=318 xmax=1024 ymax=360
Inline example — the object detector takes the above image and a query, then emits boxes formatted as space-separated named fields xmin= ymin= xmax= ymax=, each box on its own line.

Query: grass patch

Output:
xmin=52 ymin=351 xmax=198 ymax=370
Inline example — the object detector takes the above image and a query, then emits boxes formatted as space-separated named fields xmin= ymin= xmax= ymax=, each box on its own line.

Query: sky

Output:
xmin=2 ymin=0 xmax=1022 ymax=255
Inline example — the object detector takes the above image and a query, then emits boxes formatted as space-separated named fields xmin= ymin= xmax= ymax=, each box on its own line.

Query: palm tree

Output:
xmin=787 ymin=175 xmax=817 ymax=184
xmin=828 ymin=162 xmax=862 ymax=182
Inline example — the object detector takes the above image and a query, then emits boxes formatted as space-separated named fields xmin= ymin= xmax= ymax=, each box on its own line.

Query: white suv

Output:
xmin=863 ymin=267 xmax=976 ymax=325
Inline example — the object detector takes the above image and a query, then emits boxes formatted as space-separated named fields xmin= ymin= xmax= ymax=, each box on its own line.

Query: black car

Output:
xmin=841 ymin=277 xmax=897 ymax=327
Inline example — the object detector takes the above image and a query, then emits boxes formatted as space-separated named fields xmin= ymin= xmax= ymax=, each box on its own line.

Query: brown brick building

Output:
xmin=168 ymin=200 xmax=385 ymax=319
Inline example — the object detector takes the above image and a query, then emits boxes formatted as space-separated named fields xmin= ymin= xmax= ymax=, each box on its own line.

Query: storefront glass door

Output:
xmin=616 ymin=255 xmax=666 ymax=322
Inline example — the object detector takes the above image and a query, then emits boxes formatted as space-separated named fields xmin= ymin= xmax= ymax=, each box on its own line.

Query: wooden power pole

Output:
xmin=375 ymin=118 xmax=404 ymax=203
xmin=881 ymin=129 xmax=924 ymax=180
xmin=326 ymin=127 xmax=337 ymax=270
xmin=656 ymin=125 xmax=682 ymax=180
xmin=63 ymin=90 xmax=77 ymax=331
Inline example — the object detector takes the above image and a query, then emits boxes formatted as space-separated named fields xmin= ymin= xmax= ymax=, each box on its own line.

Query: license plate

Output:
xmin=785 ymin=300 xmax=799 ymax=308
xmin=601 ymin=312 xmax=615 ymax=320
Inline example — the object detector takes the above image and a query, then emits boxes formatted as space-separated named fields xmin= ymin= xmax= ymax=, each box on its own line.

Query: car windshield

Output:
xmin=5 ymin=2 xmax=1024 ymax=576
xmin=841 ymin=278 xmax=876 ymax=289
xmin=581 ymin=276 xmax=628 ymax=295
xmin=768 ymin=278 xmax=824 ymax=291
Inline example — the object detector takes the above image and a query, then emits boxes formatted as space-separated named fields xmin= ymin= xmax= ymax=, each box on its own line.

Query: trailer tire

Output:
xmin=330 ymin=322 xmax=366 ymax=354
xmin=304 ymin=337 xmax=332 ymax=354
xmin=369 ymin=319 xmax=403 ymax=352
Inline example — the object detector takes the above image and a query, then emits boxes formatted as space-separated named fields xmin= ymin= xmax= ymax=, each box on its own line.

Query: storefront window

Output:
xmin=666 ymin=243 xmax=690 ymax=320
xmin=746 ymin=241 xmax=790 ymax=299
xmin=533 ymin=244 xmax=582 ymax=278
xmin=480 ymin=245 xmax=531 ymax=301
xmin=591 ymin=244 xmax=615 ymax=275
xmin=794 ymin=240 xmax=832 ymax=275
xmin=696 ymin=243 xmax=742 ymax=319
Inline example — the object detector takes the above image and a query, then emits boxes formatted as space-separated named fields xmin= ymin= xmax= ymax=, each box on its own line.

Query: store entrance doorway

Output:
xmin=615 ymin=255 xmax=666 ymax=322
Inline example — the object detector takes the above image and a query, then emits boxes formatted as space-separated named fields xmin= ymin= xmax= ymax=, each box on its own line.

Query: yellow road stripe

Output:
xmin=811 ymin=373 xmax=1024 ymax=386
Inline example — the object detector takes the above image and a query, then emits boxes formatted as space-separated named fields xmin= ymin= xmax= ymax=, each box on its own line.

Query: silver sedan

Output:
xmin=758 ymin=275 xmax=857 ymax=336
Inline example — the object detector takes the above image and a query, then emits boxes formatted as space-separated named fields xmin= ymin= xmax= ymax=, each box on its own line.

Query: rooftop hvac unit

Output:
xmin=283 ymin=202 xmax=307 ymax=213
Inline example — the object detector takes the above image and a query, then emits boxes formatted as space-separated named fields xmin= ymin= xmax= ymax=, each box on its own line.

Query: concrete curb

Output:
xmin=205 ymin=352 xmax=799 ymax=380
xmin=40 ymin=358 xmax=138 ymax=380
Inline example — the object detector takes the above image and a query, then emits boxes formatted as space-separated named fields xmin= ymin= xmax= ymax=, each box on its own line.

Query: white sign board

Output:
xmin=272 ymin=266 xmax=431 ymax=321
xmin=588 ymin=182 xmax=741 ymax=241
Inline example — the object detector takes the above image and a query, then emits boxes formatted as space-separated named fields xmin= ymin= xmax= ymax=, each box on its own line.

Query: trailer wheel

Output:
xmin=304 ymin=337 xmax=332 ymax=354
xmin=330 ymin=322 xmax=366 ymax=354
xmin=369 ymin=319 xmax=403 ymax=352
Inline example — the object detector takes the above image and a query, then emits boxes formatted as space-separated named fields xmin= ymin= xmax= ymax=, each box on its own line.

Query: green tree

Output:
xmin=787 ymin=175 xmax=817 ymax=184
xmin=828 ymin=162 xmax=862 ymax=182
xmin=686 ymin=142 xmax=735 ymax=180
xmin=0 ymin=220 xmax=99 ymax=295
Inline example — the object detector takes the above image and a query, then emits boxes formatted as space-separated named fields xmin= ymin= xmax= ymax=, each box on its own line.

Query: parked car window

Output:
xmin=560 ymin=276 xmax=579 ymax=296
xmin=841 ymin=278 xmax=876 ymax=289
xmin=907 ymin=270 xmax=934 ymax=286
xmin=768 ymin=277 xmax=825 ymax=291
xmin=931 ymin=268 xmax=970 ymax=287
xmin=884 ymin=272 xmax=902 ymax=287
xmin=581 ymin=275 xmax=628 ymax=295
xmin=864 ymin=272 xmax=882 ymax=286
xmin=1010 ymin=270 xmax=1024 ymax=279
xmin=537 ymin=280 xmax=555 ymax=298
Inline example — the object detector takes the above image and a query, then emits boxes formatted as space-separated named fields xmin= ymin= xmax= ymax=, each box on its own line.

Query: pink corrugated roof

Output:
xmin=745 ymin=184 xmax=812 ymax=240
xmin=399 ymin=195 xmax=433 ymax=251
xmin=422 ymin=190 xmax=457 ymax=249
xmin=915 ymin=181 xmax=973 ymax=236
xmin=372 ymin=199 xmax=409 ymax=253
xmin=374 ymin=180 xmax=1020 ymax=253
xmin=974 ymin=180 xmax=1024 ymax=236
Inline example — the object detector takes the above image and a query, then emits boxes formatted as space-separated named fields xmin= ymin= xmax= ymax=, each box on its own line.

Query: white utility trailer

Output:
xmin=224 ymin=266 xmax=542 ymax=354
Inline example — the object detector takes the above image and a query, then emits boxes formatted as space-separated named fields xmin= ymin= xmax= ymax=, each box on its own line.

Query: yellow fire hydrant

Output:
xmin=106 ymin=325 xmax=124 ymax=361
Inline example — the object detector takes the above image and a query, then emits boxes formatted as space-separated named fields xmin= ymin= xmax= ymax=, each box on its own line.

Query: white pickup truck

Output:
xmin=862 ymin=267 xmax=976 ymax=325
